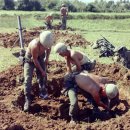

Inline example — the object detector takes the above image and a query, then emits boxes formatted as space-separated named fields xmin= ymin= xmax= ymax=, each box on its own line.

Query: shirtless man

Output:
xmin=54 ymin=43 xmax=96 ymax=73
xmin=63 ymin=71 xmax=119 ymax=123
xmin=60 ymin=4 xmax=68 ymax=30
xmin=45 ymin=13 xmax=53 ymax=30
xmin=23 ymin=31 xmax=55 ymax=112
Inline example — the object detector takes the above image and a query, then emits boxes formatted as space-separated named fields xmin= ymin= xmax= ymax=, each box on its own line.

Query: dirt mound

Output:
xmin=0 ymin=27 xmax=90 ymax=48
xmin=0 ymin=61 xmax=130 ymax=129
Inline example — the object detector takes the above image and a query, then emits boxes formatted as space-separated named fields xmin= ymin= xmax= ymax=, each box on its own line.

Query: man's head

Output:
xmin=54 ymin=42 xmax=67 ymax=56
xmin=62 ymin=4 xmax=66 ymax=7
xmin=49 ymin=12 xmax=53 ymax=16
xmin=39 ymin=31 xmax=55 ymax=48
xmin=105 ymin=84 xmax=119 ymax=99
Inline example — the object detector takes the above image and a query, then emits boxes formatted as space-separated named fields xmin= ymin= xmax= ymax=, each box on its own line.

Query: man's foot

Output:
xmin=70 ymin=120 xmax=76 ymax=125
xmin=39 ymin=93 xmax=48 ymax=100
xmin=92 ymin=107 xmax=101 ymax=117
xmin=91 ymin=59 xmax=96 ymax=70
xmin=24 ymin=100 xmax=30 ymax=112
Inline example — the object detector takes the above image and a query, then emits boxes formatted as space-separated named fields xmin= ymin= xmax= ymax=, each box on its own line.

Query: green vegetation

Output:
xmin=1 ymin=0 xmax=130 ymax=13
xmin=0 ymin=47 xmax=19 ymax=71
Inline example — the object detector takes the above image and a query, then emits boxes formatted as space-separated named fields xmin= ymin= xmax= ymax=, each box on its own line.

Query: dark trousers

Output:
xmin=24 ymin=54 xmax=46 ymax=97
xmin=45 ymin=22 xmax=52 ymax=30
xmin=61 ymin=16 xmax=67 ymax=30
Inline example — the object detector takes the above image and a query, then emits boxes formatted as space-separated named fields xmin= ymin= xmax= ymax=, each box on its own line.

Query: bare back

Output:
xmin=69 ymin=50 xmax=83 ymax=64
xmin=60 ymin=7 xmax=68 ymax=16
xmin=45 ymin=16 xmax=53 ymax=23
xmin=26 ymin=38 xmax=46 ymax=58
xmin=75 ymin=72 xmax=101 ymax=96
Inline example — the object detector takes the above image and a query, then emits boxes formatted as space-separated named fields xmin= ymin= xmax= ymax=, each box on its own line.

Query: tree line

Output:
xmin=0 ymin=0 xmax=130 ymax=12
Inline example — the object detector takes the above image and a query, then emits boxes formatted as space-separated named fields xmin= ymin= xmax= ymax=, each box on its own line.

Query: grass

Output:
xmin=0 ymin=47 xmax=20 ymax=71
xmin=0 ymin=11 xmax=130 ymax=71
xmin=67 ymin=19 xmax=130 ymax=48
xmin=0 ymin=45 xmax=113 ymax=72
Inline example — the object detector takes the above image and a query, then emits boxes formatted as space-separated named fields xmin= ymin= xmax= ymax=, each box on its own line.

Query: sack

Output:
xmin=95 ymin=38 xmax=115 ymax=57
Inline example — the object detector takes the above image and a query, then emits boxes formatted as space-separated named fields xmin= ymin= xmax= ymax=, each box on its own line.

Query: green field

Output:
xmin=0 ymin=10 xmax=130 ymax=72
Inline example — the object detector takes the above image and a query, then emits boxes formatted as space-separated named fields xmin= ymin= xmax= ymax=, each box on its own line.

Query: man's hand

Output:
xmin=45 ymin=59 xmax=49 ymax=66
xmin=65 ymin=72 xmax=70 ymax=76
xmin=104 ymin=104 xmax=111 ymax=112
xmin=41 ymin=71 xmax=46 ymax=77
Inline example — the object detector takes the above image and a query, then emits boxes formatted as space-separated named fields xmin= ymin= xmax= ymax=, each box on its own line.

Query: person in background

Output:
xmin=45 ymin=13 xmax=53 ymax=30
xmin=54 ymin=42 xmax=96 ymax=73
xmin=23 ymin=31 xmax=55 ymax=112
xmin=60 ymin=4 xmax=68 ymax=30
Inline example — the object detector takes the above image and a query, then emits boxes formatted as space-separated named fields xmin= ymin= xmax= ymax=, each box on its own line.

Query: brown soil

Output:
xmin=0 ymin=28 xmax=130 ymax=130
xmin=0 ymin=61 xmax=130 ymax=130
xmin=0 ymin=27 xmax=90 ymax=49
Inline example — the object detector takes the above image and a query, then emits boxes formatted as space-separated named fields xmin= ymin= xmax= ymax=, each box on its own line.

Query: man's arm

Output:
xmin=100 ymin=77 xmax=115 ymax=84
xmin=66 ymin=7 xmax=68 ymax=16
xmin=45 ymin=16 xmax=48 ymax=21
xmin=60 ymin=8 xmax=62 ymax=16
xmin=93 ymin=93 xmax=109 ymax=110
xmin=72 ymin=56 xmax=81 ymax=71
xmin=51 ymin=17 xmax=53 ymax=23
xmin=66 ymin=57 xmax=72 ymax=73
xmin=31 ymin=46 xmax=46 ymax=77
xmin=45 ymin=48 xmax=51 ymax=66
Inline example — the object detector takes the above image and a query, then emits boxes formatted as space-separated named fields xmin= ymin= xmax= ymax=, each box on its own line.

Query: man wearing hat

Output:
xmin=63 ymin=71 xmax=119 ymax=123
xmin=23 ymin=31 xmax=55 ymax=112
xmin=60 ymin=4 xmax=68 ymax=30
xmin=54 ymin=42 xmax=96 ymax=73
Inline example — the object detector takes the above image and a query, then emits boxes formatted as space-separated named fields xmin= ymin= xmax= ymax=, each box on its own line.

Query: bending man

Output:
xmin=45 ymin=13 xmax=53 ymax=30
xmin=63 ymin=71 xmax=119 ymax=122
xmin=24 ymin=31 xmax=55 ymax=112
xmin=54 ymin=43 xmax=96 ymax=73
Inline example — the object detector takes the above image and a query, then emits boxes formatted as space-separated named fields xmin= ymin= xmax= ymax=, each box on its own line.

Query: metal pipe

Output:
xmin=17 ymin=16 xmax=24 ymax=49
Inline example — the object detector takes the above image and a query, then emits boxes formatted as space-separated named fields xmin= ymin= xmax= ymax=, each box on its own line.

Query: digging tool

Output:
xmin=11 ymin=16 xmax=25 ymax=59
xmin=17 ymin=16 xmax=24 ymax=49
xmin=17 ymin=16 xmax=26 ymax=63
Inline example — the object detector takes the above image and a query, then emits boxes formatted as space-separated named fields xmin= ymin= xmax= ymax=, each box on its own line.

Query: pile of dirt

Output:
xmin=0 ymin=61 xmax=130 ymax=129
xmin=0 ymin=27 xmax=90 ymax=48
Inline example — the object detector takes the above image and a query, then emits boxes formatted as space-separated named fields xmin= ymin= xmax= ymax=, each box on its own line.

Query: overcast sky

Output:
xmin=79 ymin=0 xmax=119 ymax=3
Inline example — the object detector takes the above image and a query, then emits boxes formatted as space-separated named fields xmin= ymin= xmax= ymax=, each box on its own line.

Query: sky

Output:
xmin=79 ymin=0 xmax=119 ymax=3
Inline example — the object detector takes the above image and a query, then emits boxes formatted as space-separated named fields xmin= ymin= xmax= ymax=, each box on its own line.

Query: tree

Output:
xmin=0 ymin=0 xmax=4 ymax=9
xmin=4 ymin=0 xmax=15 ymax=10
xmin=86 ymin=3 xmax=98 ymax=12
xmin=72 ymin=0 xmax=86 ymax=12
xmin=15 ymin=0 xmax=43 ymax=11
xmin=30 ymin=0 xmax=42 ymax=11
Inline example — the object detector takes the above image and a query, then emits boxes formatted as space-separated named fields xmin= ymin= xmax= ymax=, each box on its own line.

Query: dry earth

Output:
xmin=0 ymin=28 xmax=130 ymax=130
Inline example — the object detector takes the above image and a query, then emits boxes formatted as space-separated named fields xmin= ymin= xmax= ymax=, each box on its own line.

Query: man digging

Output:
xmin=23 ymin=31 xmax=55 ymax=112
xmin=63 ymin=71 xmax=119 ymax=123
xmin=54 ymin=42 xmax=96 ymax=73
xmin=44 ymin=13 xmax=53 ymax=30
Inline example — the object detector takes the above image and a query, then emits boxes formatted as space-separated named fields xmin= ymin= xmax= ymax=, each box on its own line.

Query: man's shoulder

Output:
xmin=29 ymin=38 xmax=39 ymax=48
xmin=70 ymin=50 xmax=76 ymax=57
xmin=30 ymin=38 xmax=38 ymax=44
xmin=61 ymin=7 xmax=67 ymax=10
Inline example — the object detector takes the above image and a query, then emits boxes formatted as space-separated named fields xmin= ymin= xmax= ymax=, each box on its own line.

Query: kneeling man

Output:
xmin=63 ymin=71 xmax=119 ymax=122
